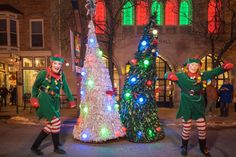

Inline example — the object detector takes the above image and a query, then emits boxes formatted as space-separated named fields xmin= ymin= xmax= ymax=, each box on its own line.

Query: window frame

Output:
xmin=30 ymin=19 xmax=44 ymax=48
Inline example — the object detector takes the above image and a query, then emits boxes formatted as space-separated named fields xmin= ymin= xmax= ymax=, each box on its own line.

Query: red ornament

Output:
xmin=153 ymin=39 xmax=158 ymax=45
xmin=115 ymin=131 xmax=121 ymax=137
xmin=122 ymin=127 xmax=127 ymax=132
xmin=146 ymin=80 xmax=152 ymax=86
xmin=130 ymin=59 xmax=138 ymax=65
xmin=106 ymin=90 xmax=114 ymax=96
xmin=156 ymin=127 xmax=161 ymax=132
xmin=133 ymin=92 xmax=138 ymax=99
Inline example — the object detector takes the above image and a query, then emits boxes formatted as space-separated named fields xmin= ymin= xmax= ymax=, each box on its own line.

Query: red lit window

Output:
xmin=136 ymin=0 xmax=148 ymax=25
xmin=94 ymin=0 xmax=106 ymax=34
xmin=165 ymin=0 xmax=178 ymax=26
xmin=208 ymin=0 xmax=222 ymax=33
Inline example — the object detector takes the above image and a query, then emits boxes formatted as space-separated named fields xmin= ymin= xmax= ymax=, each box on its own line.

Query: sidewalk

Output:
xmin=0 ymin=104 xmax=236 ymax=128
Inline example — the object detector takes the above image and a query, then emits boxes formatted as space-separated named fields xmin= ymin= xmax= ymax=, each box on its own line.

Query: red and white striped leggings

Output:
xmin=182 ymin=118 xmax=207 ymax=140
xmin=43 ymin=117 xmax=61 ymax=134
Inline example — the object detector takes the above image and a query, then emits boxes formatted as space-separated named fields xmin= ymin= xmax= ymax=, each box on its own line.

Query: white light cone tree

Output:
xmin=73 ymin=20 xmax=125 ymax=142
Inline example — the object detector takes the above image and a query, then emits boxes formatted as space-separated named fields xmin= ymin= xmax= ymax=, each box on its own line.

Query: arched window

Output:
xmin=201 ymin=54 xmax=230 ymax=89
xmin=102 ymin=56 xmax=120 ymax=100
xmin=136 ymin=0 xmax=148 ymax=26
xmin=151 ymin=1 xmax=164 ymax=25
xmin=94 ymin=0 xmax=106 ymax=34
xmin=155 ymin=56 xmax=173 ymax=107
xmin=165 ymin=0 xmax=178 ymax=26
xmin=179 ymin=0 xmax=192 ymax=25
xmin=122 ymin=1 xmax=134 ymax=25
xmin=208 ymin=0 xmax=222 ymax=33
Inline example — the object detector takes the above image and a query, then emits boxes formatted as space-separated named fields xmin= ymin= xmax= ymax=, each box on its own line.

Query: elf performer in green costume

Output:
xmin=165 ymin=57 xmax=233 ymax=157
xmin=30 ymin=54 xmax=76 ymax=156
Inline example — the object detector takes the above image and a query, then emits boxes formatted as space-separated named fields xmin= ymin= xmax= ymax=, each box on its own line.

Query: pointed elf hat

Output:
xmin=50 ymin=54 xmax=64 ymax=63
xmin=183 ymin=56 xmax=202 ymax=67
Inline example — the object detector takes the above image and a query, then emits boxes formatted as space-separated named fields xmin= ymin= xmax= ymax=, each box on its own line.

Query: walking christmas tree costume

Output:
xmin=73 ymin=20 xmax=125 ymax=142
xmin=165 ymin=58 xmax=233 ymax=156
xmin=30 ymin=54 xmax=76 ymax=155
xmin=119 ymin=15 xmax=165 ymax=143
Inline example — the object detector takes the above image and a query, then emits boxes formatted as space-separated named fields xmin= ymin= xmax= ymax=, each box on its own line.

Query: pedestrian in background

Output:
xmin=30 ymin=54 xmax=76 ymax=156
xmin=219 ymin=79 xmax=233 ymax=117
xmin=0 ymin=85 xmax=9 ymax=107
xmin=205 ymin=79 xmax=218 ymax=117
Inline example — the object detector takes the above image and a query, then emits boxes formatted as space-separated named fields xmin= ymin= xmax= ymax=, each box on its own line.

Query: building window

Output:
xmin=10 ymin=20 xmax=17 ymax=46
xmin=136 ymin=0 xmax=148 ymax=26
xmin=165 ymin=0 xmax=178 ymax=26
xmin=151 ymin=1 xmax=164 ymax=25
xmin=23 ymin=58 xmax=33 ymax=67
xmin=30 ymin=20 xmax=44 ymax=48
xmin=94 ymin=0 xmax=106 ymax=34
xmin=122 ymin=1 xmax=134 ymax=26
xmin=34 ymin=57 xmax=46 ymax=68
xmin=208 ymin=0 xmax=222 ymax=33
xmin=156 ymin=56 xmax=173 ymax=107
xmin=201 ymin=54 xmax=230 ymax=89
xmin=179 ymin=0 xmax=192 ymax=25
xmin=0 ymin=19 xmax=7 ymax=46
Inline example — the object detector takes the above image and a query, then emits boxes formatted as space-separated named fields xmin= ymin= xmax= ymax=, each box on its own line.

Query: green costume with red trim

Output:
xmin=32 ymin=69 xmax=74 ymax=121
xmin=173 ymin=67 xmax=224 ymax=121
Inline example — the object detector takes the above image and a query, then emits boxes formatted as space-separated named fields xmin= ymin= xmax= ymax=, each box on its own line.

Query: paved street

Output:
xmin=0 ymin=106 xmax=236 ymax=157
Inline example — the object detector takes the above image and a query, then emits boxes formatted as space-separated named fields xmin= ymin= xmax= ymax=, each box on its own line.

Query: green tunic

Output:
xmin=32 ymin=70 xmax=74 ymax=121
xmin=174 ymin=67 xmax=224 ymax=121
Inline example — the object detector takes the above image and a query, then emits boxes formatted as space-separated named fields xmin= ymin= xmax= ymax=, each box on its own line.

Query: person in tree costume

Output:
xmin=30 ymin=54 xmax=76 ymax=156
xmin=165 ymin=57 xmax=233 ymax=157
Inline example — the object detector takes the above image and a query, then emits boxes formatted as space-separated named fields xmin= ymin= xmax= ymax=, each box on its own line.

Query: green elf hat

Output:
xmin=183 ymin=57 xmax=202 ymax=67
xmin=50 ymin=54 xmax=64 ymax=63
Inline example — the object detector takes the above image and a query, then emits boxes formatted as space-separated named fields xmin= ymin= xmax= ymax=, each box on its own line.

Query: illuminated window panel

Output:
xmin=102 ymin=56 xmax=120 ymax=100
xmin=201 ymin=54 xmax=230 ymax=89
xmin=179 ymin=0 xmax=192 ymax=25
xmin=165 ymin=0 xmax=178 ymax=26
xmin=95 ymin=0 xmax=106 ymax=34
xmin=122 ymin=1 xmax=134 ymax=25
xmin=151 ymin=1 xmax=164 ymax=25
xmin=136 ymin=0 xmax=148 ymax=26
xmin=208 ymin=0 xmax=222 ymax=33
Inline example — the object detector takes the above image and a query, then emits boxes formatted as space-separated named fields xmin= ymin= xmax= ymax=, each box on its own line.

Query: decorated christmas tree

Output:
xmin=120 ymin=15 xmax=165 ymax=143
xmin=73 ymin=20 xmax=125 ymax=142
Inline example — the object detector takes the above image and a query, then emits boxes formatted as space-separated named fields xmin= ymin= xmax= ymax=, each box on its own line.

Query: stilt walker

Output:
xmin=165 ymin=57 xmax=233 ymax=157
xmin=30 ymin=54 xmax=76 ymax=155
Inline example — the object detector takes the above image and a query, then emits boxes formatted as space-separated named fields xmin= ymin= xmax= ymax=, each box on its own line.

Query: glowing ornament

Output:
xmin=146 ymin=80 xmax=152 ymax=86
xmin=124 ymin=91 xmax=132 ymax=100
xmin=83 ymin=106 xmax=88 ymax=114
xmin=151 ymin=49 xmax=156 ymax=53
xmin=148 ymin=129 xmax=155 ymax=138
xmin=115 ymin=131 xmax=121 ymax=137
xmin=114 ymin=103 xmax=119 ymax=111
xmin=137 ymin=94 xmax=147 ymax=105
xmin=144 ymin=59 xmax=150 ymax=67
xmin=130 ymin=59 xmax=138 ymax=65
xmin=156 ymin=127 xmax=161 ymax=132
xmin=86 ymin=78 xmax=94 ymax=88
xmin=65 ymin=62 xmax=70 ymax=67
xmin=89 ymin=38 xmax=95 ymax=44
xmin=137 ymin=131 xmax=142 ymax=138
xmin=82 ymin=133 xmax=88 ymax=139
xmin=80 ymin=90 xmax=85 ymax=96
xmin=152 ymin=29 xmax=158 ymax=35
xmin=122 ymin=127 xmax=127 ymax=132
xmin=100 ymin=127 xmax=110 ymax=138
xmin=81 ymin=71 xmax=86 ymax=76
xmin=97 ymin=49 xmax=103 ymax=57
xmin=107 ymin=105 xmax=112 ymax=111
xmin=141 ymin=41 xmax=147 ymax=46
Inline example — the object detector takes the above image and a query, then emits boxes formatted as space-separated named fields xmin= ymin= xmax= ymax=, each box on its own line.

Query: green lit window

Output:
xmin=179 ymin=0 xmax=192 ymax=25
xmin=151 ymin=1 xmax=163 ymax=25
xmin=122 ymin=1 xmax=134 ymax=25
